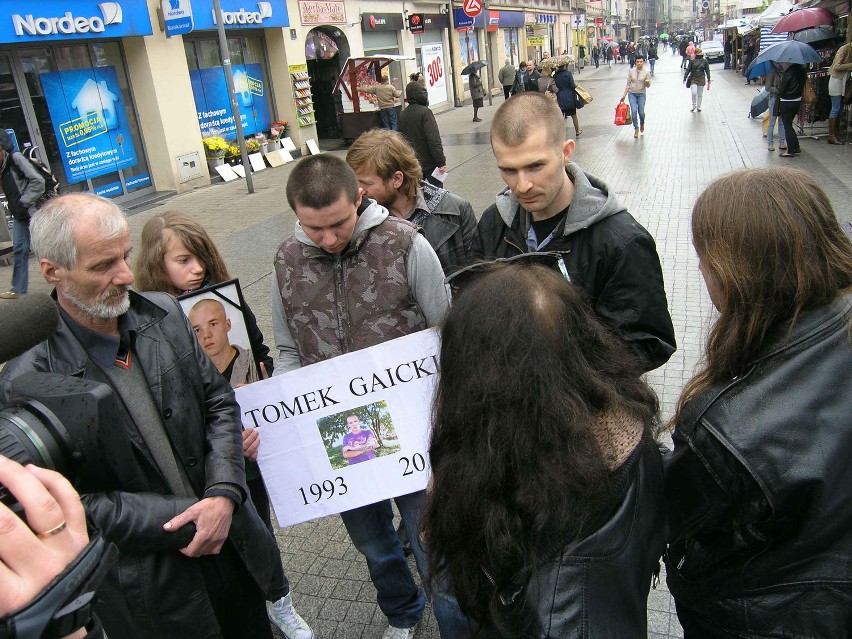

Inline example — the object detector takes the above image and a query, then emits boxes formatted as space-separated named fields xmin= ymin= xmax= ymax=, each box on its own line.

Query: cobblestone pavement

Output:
xmin=3 ymin=50 xmax=851 ymax=639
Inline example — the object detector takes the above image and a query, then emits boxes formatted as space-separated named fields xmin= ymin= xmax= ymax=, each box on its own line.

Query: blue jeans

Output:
xmin=341 ymin=490 xmax=471 ymax=635
xmin=830 ymin=94 xmax=843 ymax=119
xmin=380 ymin=107 xmax=398 ymax=131
xmin=767 ymin=96 xmax=786 ymax=147
xmin=628 ymin=92 xmax=646 ymax=129
xmin=649 ymin=58 xmax=656 ymax=74
xmin=11 ymin=216 xmax=30 ymax=294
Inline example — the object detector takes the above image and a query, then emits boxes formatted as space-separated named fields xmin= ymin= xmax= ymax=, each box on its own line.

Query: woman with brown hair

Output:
xmin=422 ymin=259 xmax=665 ymax=638
xmin=665 ymin=167 xmax=852 ymax=637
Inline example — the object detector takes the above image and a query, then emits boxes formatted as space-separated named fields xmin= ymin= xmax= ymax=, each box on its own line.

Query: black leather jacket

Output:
xmin=476 ymin=163 xmax=676 ymax=372
xmin=665 ymin=293 xmax=852 ymax=637
xmin=0 ymin=291 xmax=285 ymax=638
xmin=524 ymin=437 xmax=665 ymax=638
xmin=778 ymin=63 xmax=805 ymax=100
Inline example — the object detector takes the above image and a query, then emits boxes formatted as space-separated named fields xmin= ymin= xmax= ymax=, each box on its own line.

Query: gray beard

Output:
xmin=62 ymin=284 xmax=131 ymax=320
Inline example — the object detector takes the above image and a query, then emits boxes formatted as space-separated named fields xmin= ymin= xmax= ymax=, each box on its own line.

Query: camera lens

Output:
xmin=0 ymin=402 xmax=66 ymax=513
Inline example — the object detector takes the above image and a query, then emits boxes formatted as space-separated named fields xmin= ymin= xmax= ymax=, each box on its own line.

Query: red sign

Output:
xmin=408 ymin=13 xmax=424 ymax=33
xmin=463 ymin=0 xmax=482 ymax=18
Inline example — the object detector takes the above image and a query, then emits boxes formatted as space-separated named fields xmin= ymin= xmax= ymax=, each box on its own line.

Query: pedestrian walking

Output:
xmin=621 ymin=54 xmax=651 ymax=138
xmin=778 ymin=62 xmax=805 ymax=157
xmin=724 ymin=35 xmax=733 ymax=69
xmin=0 ymin=130 xmax=45 ymax=299
xmin=512 ymin=60 xmax=528 ymax=95
xmin=648 ymin=41 xmax=658 ymax=76
xmin=765 ymin=61 xmax=787 ymax=152
xmin=684 ymin=48 xmax=711 ymax=112
xmin=422 ymin=261 xmax=665 ymax=639
xmin=665 ymin=167 xmax=852 ymax=639
xmin=498 ymin=58 xmax=517 ymax=99
xmin=358 ymin=75 xmax=402 ymax=130
xmin=578 ymin=43 xmax=585 ymax=73
xmin=827 ymin=41 xmax=851 ymax=145
xmin=679 ymin=37 xmax=689 ymax=69
xmin=468 ymin=69 xmax=485 ymax=122
xmin=592 ymin=44 xmax=600 ymax=68
xmin=743 ymin=37 xmax=757 ymax=84
xmin=526 ymin=60 xmax=541 ymax=91
xmin=606 ymin=45 xmax=615 ymax=69
xmin=554 ymin=62 xmax=582 ymax=138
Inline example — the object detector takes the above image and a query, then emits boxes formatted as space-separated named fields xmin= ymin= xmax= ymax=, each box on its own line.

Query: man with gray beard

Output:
xmin=0 ymin=193 xmax=292 ymax=639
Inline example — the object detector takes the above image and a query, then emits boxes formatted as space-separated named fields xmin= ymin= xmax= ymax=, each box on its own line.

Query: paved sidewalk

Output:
xmin=2 ymin=50 xmax=851 ymax=638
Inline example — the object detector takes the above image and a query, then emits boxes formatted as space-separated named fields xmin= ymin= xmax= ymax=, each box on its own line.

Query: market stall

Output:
xmin=332 ymin=55 xmax=414 ymax=143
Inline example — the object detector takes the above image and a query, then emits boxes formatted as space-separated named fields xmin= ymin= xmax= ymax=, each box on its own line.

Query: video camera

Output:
xmin=0 ymin=293 xmax=118 ymax=639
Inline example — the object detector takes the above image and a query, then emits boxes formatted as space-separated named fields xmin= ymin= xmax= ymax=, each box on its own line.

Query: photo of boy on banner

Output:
xmin=317 ymin=401 xmax=401 ymax=470
xmin=177 ymin=279 xmax=256 ymax=386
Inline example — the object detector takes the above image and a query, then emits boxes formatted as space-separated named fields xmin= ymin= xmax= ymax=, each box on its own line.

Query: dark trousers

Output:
xmin=503 ymin=85 xmax=512 ymax=99
xmin=779 ymin=99 xmax=801 ymax=153
xmin=200 ymin=544 xmax=274 ymax=639
xmin=675 ymin=601 xmax=742 ymax=639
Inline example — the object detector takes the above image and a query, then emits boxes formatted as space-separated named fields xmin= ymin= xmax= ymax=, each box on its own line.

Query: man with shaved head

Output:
xmin=477 ymin=91 xmax=676 ymax=372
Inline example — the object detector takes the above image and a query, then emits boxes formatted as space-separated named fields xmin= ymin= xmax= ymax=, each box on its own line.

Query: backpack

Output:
xmin=10 ymin=148 xmax=59 ymax=209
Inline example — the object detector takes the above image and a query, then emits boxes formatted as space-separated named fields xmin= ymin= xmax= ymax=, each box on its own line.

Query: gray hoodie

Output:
xmin=493 ymin=162 xmax=626 ymax=250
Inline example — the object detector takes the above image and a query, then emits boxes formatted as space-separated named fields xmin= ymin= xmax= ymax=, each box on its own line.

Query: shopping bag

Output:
xmin=575 ymin=85 xmax=593 ymax=105
xmin=615 ymin=102 xmax=628 ymax=126
xmin=762 ymin=111 xmax=770 ymax=136
xmin=625 ymin=109 xmax=633 ymax=125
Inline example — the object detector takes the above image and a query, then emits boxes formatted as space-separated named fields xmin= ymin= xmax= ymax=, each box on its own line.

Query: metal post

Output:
xmin=447 ymin=2 xmax=463 ymax=108
xmin=213 ymin=0 xmax=254 ymax=194
xmin=484 ymin=0 xmax=493 ymax=106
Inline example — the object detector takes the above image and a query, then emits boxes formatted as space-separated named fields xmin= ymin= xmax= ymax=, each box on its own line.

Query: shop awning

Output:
xmin=757 ymin=0 xmax=796 ymax=26
xmin=536 ymin=14 xmax=557 ymax=24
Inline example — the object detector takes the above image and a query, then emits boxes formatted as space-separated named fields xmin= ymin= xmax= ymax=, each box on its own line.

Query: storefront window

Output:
xmin=184 ymin=34 xmax=275 ymax=141
xmin=16 ymin=42 xmax=152 ymax=198
xmin=414 ymin=34 xmax=448 ymax=107
xmin=504 ymin=29 xmax=520 ymax=65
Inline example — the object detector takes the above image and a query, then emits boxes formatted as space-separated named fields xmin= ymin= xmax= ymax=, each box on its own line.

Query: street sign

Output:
xmin=463 ymin=0 xmax=482 ymax=19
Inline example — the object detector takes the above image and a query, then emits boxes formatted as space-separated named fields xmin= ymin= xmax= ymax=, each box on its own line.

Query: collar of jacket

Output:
xmin=679 ymin=292 xmax=852 ymax=428
xmin=494 ymin=162 xmax=626 ymax=237
xmin=42 ymin=290 xmax=169 ymax=377
xmin=420 ymin=180 xmax=457 ymax=216
xmin=293 ymin=197 xmax=389 ymax=257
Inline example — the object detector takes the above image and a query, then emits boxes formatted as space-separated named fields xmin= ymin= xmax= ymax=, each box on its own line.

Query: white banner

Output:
xmin=422 ymin=43 xmax=448 ymax=105
xmin=235 ymin=330 xmax=439 ymax=527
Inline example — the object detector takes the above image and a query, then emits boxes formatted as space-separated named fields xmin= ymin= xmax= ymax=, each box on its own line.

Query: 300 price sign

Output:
xmin=427 ymin=55 xmax=443 ymax=88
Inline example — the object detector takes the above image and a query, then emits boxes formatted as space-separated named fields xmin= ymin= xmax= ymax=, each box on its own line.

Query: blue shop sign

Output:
xmin=0 ymin=1 xmax=153 ymax=44
xmin=163 ymin=0 xmax=194 ymax=37
xmin=41 ymin=67 xmax=139 ymax=184
xmin=192 ymin=1 xmax=289 ymax=30
xmin=191 ymin=63 xmax=271 ymax=138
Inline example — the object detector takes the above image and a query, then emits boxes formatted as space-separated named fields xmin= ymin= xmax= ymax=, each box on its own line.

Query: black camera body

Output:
xmin=0 ymin=373 xmax=126 ymax=514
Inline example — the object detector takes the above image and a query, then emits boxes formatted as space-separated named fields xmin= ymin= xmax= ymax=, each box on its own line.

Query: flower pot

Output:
xmin=260 ymin=143 xmax=268 ymax=154
xmin=207 ymin=157 xmax=224 ymax=172
xmin=267 ymin=140 xmax=281 ymax=152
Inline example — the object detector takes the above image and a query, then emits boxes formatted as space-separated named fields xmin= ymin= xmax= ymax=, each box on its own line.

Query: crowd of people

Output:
xmin=1 ymin=56 xmax=852 ymax=639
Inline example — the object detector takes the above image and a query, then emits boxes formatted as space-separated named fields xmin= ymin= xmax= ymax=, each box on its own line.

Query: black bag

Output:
xmin=10 ymin=151 xmax=59 ymax=210
xmin=685 ymin=75 xmax=692 ymax=88
xmin=844 ymin=76 xmax=852 ymax=106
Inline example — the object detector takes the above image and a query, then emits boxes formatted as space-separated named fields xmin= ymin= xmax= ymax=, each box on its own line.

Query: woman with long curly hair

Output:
xmin=665 ymin=167 xmax=852 ymax=637
xmin=421 ymin=261 xmax=665 ymax=638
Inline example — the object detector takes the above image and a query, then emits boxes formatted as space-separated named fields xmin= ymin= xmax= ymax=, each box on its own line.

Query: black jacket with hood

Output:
xmin=0 ymin=129 xmax=45 ymax=220
xmin=398 ymin=82 xmax=446 ymax=178
xmin=476 ymin=163 xmax=676 ymax=372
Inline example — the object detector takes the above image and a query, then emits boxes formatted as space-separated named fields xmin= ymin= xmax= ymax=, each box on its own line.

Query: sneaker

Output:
xmin=0 ymin=291 xmax=22 ymax=299
xmin=267 ymin=594 xmax=314 ymax=639
xmin=768 ymin=145 xmax=775 ymax=151
xmin=779 ymin=143 xmax=787 ymax=150
xmin=472 ymin=117 xmax=482 ymax=122
xmin=697 ymin=108 xmax=702 ymax=112
xmin=382 ymin=626 xmax=415 ymax=639
xmin=690 ymin=107 xmax=696 ymax=112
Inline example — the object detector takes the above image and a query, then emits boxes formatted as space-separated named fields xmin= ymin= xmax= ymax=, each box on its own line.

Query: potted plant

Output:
xmin=246 ymin=138 xmax=261 ymax=154
xmin=203 ymin=136 xmax=228 ymax=171
xmin=253 ymin=132 xmax=267 ymax=153
xmin=225 ymin=143 xmax=241 ymax=165
xmin=271 ymin=121 xmax=290 ymax=145
xmin=267 ymin=127 xmax=281 ymax=151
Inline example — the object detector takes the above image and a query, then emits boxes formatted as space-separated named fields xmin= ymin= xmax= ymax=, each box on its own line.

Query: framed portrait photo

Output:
xmin=177 ymin=279 xmax=258 ymax=385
